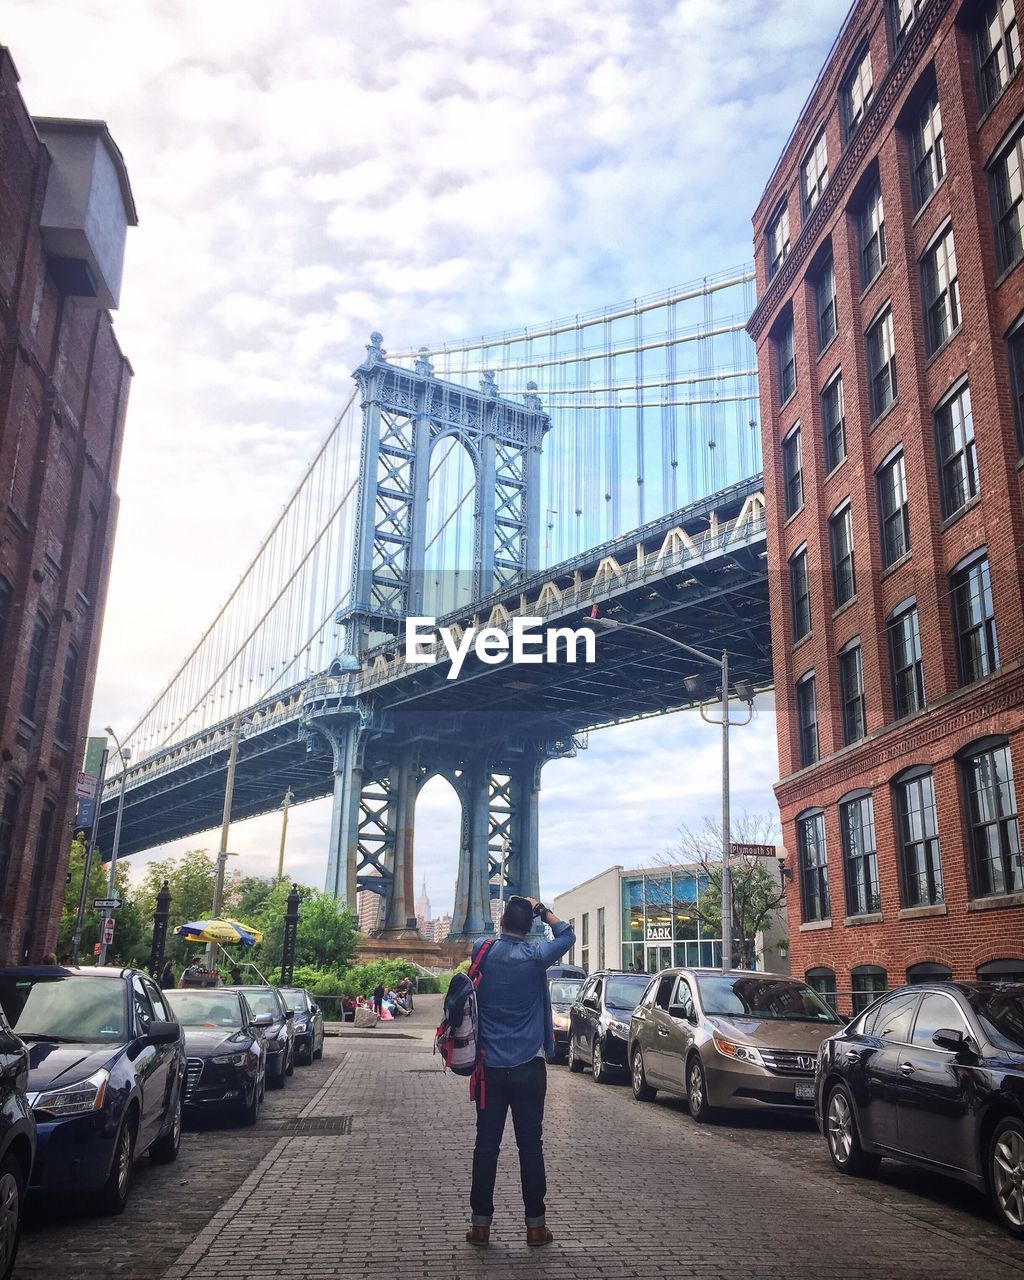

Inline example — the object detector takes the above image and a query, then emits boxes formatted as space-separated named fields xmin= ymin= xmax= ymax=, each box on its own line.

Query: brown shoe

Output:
xmin=466 ymin=1227 xmax=490 ymax=1247
xmin=526 ymin=1226 xmax=553 ymax=1247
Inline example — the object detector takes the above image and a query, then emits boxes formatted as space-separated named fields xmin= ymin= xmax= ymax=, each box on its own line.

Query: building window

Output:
xmin=990 ymin=122 xmax=1024 ymax=272
xmin=962 ymin=739 xmax=1022 ymax=897
xmin=19 ymin=613 xmax=49 ymax=724
xmin=951 ymin=552 xmax=999 ymax=684
xmin=766 ymin=202 xmax=791 ymax=281
xmin=796 ymin=672 xmax=819 ymax=768
xmin=597 ymin=906 xmax=605 ymax=969
xmin=22 ymin=798 xmax=55 ymax=961
xmin=876 ymin=448 xmax=910 ymax=568
xmin=0 ymin=577 xmax=10 ymax=653
xmin=828 ymin=503 xmax=856 ymax=608
xmin=797 ymin=810 xmax=829 ymax=922
xmin=859 ymin=182 xmax=886 ymax=287
xmin=907 ymin=962 xmax=953 ymax=985
xmin=806 ymin=967 xmax=838 ymax=1010
xmin=976 ymin=0 xmax=1020 ymax=113
xmin=581 ymin=910 xmax=589 ymax=971
xmin=0 ymin=781 xmax=20 ymax=896
xmin=821 ymin=373 xmax=846 ymax=473
xmin=851 ymin=965 xmax=887 ymax=1014
xmin=866 ymin=306 xmax=897 ymax=419
xmin=1007 ymin=315 xmax=1024 ymax=454
xmin=816 ymin=255 xmax=838 ymax=351
xmin=910 ymin=87 xmax=945 ymax=209
xmin=921 ymin=225 xmax=960 ymax=355
xmin=895 ymin=769 xmax=943 ymax=906
xmin=842 ymin=45 xmax=874 ymax=139
xmin=838 ymin=641 xmax=866 ymax=745
xmin=977 ymin=958 xmax=1024 ymax=982
xmin=802 ymin=129 xmax=829 ymax=218
xmin=841 ymin=793 xmax=880 ymax=916
xmin=789 ymin=546 xmax=811 ymax=641
xmin=935 ymin=382 xmax=978 ymax=519
xmin=782 ymin=424 xmax=803 ymax=516
xmin=891 ymin=0 xmax=926 ymax=45
xmin=887 ymin=601 xmax=925 ymax=717
xmin=54 ymin=644 xmax=79 ymax=746
xmin=777 ymin=316 xmax=796 ymax=404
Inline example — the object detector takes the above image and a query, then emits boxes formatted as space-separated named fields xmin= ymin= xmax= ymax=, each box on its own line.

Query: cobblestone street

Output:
xmin=12 ymin=996 xmax=1023 ymax=1280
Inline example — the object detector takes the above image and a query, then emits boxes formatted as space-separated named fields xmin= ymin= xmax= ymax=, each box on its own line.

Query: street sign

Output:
xmin=93 ymin=897 xmax=121 ymax=910
xmin=730 ymin=843 xmax=778 ymax=858
xmin=102 ymin=919 xmax=115 ymax=945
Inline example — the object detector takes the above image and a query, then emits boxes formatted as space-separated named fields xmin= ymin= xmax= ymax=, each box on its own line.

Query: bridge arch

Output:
xmin=424 ymin=435 xmax=477 ymax=617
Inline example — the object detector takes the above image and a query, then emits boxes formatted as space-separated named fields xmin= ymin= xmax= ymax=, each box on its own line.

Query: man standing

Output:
xmin=466 ymin=894 xmax=574 ymax=1249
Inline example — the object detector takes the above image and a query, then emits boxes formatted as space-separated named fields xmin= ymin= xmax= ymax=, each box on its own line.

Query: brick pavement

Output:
xmin=148 ymin=996 xmax=1022 ymax=1280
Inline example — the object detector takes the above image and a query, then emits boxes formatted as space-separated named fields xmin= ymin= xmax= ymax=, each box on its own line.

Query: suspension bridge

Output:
xmin=97 ymin=267 xmax=772 ymax=939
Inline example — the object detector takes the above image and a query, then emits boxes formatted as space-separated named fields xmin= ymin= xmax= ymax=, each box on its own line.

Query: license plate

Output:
xmin=795 ymin=1082 xmax=815 ymax=1101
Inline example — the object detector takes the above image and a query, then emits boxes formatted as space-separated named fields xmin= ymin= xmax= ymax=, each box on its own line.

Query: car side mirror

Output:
xmin=251 ymin=1014 xmax=273 ymax=1028
xmin=148 ymin=1019 xmax=180 ymax=1045
xmin=309 ymin=1004 xmax=319 ymax=1016
xmin=932 ymin=1027 xmax=971 ymax=1055
xmin=284 ymin=1009 xmax=294 ymax=1020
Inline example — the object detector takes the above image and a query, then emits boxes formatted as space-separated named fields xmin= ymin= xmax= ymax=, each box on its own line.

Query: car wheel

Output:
xmin=592 ymin=1037 xmax=610 ymax=1084
xmin=150 ymin=1093 xmax=182 ymax=1164
xmin=285 ymin=1044 xmax=295 ymax=1077
xmin=567 ymin=1034 xmax=584 ymax=1074
xmin=989 ymin=1116 xmax=1024 ymax=1237
xmin=95 ymin=1115 xmax=136 ymax=1215
xmin=269 ymin=1054 xmax=286 ymax=1089
xmin=0 ymin=1153 xmax=25 ymax=1280
xmin=241 ymin=1077 xmax=261 ymax=1126
xmin=825 ymin=1083 xmax=880 ymax=1177
xmin=631 ymin=1047 xmax=656 ymax=1102
xmin=314 ymin=1035 xmax=324 ymax=1061
xmin=687 ymin=1055 xmax=714 ymax=1123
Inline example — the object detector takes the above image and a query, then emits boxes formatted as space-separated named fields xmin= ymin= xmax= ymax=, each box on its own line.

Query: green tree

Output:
xmin=229 ymin=874 xmax=278 ymax=921
xmin=252 ymin=882 xmax=358 ymax=974
xmin=57 ymin=838 xmax=147 ymax=964
xmin=135 ymin=850 xmax=217 ymax=965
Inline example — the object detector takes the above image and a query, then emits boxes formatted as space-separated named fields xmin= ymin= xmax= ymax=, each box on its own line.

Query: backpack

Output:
xmin=434 ymin=938 xmax=495 ymax=1105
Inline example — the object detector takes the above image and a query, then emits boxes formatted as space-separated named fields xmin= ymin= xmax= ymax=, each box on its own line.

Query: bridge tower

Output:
xmin=303 ymin=335 xmax=552 ymax=939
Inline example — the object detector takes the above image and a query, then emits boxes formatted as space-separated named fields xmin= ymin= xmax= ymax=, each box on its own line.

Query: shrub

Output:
xmin=309 ymin=971 xmax=348 ymax=998
xmin=338 ymin=960 xmax=418 ymax=997
xmin=416 ymin=974 xmax=440 ymax=994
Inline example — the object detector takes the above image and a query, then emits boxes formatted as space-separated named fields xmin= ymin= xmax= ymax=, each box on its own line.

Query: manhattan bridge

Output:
xmin=97 ymin=266 xmax=773 ymax=940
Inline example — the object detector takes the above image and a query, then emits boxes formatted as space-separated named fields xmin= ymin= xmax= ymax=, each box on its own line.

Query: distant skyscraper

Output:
xmin=415 ymin=876 xmax=431 ymax=925
xmin=430 ymin=915 xmax=451 ymax=943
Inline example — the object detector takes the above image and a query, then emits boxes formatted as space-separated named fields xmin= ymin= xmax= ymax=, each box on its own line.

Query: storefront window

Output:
xmin=619 ymin=870 xmax=725 ymax=974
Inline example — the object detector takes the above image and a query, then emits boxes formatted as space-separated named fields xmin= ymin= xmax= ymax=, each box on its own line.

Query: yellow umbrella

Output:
xmin=174 ymin=917 xmax=264 ymax=946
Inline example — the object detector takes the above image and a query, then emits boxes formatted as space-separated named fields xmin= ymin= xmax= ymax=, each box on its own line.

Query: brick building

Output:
xmin=0 ymin=49 xmax=135 ymax=961
xmin=748 ymin=0 xmax=1024 ymax=1012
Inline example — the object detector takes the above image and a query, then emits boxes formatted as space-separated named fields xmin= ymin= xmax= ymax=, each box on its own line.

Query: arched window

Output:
xmin=806 ymin=967 xmax=837 ymax=1010
xmin=959 ymin=737 xmax=1021 ymax=898
xmin=851 ymin=965 xmax=887 ymax=1015
xmin=906 ymin=961 xmax=952 ymax=984
xmin=0 ymin=576 xmax=11 ymax=652
xmin=796 ymin=809 xmax=829 ymax=922
xmin=892 ymin=766 xmax=943 ymax=907
xmin=22 ymin=798 xmax=55 ymax=960
xmin=0 ymin=780 xmax=22 ymax=896
xmin=19 ymin=612 xmax=49 ymax=722
xmin=977 ymin=958 xmax=1024 ymax=983
xmin=55 ymin=645 xmax=79 ymax=745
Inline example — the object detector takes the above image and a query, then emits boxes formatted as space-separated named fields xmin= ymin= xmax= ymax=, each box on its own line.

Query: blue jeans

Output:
xmin=470 ymin=1057 xmax=547 ymax=1227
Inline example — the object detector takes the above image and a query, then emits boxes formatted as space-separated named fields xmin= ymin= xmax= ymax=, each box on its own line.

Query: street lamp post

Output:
xmin=277 ymin=787 xmax=294 ymax=880
xmin=98 ymin=727 xmax=131 ymax=966
xmin=590 ymin=615 xmax=753 ymax=972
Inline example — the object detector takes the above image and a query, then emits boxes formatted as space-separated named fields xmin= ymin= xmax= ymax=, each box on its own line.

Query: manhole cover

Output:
xmin=262 ymin=1116 xmax=353 ymax=1135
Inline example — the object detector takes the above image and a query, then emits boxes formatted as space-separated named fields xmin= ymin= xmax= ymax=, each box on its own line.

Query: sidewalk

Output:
xmin=162 ymin=994 xmax=1024 ymax=1280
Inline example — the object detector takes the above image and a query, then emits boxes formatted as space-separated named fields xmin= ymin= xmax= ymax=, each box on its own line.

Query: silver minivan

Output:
xmin=628 ymin=968 xmax=843 ymax=1120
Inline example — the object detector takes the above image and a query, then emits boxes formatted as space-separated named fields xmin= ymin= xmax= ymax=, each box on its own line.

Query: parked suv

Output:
xmin=567 ymin=971 xmax=652 ymax=1081
xmin=548 ymin=976 xmax=585 ymax=1062
xmin=629 ymin=969 xmax=842 ymax=1120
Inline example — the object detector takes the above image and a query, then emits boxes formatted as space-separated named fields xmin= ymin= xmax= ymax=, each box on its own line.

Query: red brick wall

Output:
xmin=748 ymin=0 xmax=1024 ymax=1007
xmin=0 ymin=48 xmax=132 ymax=962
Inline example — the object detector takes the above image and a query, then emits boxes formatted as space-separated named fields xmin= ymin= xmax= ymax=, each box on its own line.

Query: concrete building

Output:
xmin=0 ymin=49 xmax=135 ymax=962
xmin=554 ymin=863 xmax=789 ymax=976
xmin=748 ymin=0 xmax=1024 ymax=1012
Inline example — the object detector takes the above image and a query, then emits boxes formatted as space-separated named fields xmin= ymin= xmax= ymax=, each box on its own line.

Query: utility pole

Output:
xmin=720 ymin=649 xmax=732 ymax=972
xmin=277 ymin=787 xmax=293 ymax=880
xmin=71 ymin=746 xmax=108 ymax=964
xmin=207 ymin=719 xmax=241 ymax=967
xmin=98 ymin=730 xmax=130 ymax=966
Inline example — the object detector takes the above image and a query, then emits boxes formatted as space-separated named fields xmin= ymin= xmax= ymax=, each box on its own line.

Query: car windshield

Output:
xmin=696 ymin=975 xmax=841 ymax=1023
xmin=966 ymin=986 xmax=1024 ymax=1052
xmin=549 ymin=980 xmax=583 ymax=1004
xmin=605 ymin=975 xmax=652 ymax=1011
xmin=243 ymin=990 xmax=281 ymax=1019
xmin=165 ymin=991 xmax=244 ymax=1029
xmin=280 ymin=990 xmax=309 ymax=1012
xmin=0 ymin=976 xmax=126 ymax=1042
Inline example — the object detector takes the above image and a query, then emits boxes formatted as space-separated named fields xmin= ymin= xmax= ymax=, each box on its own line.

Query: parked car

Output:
xmin=236 ymin=986 xmax=294 ymax=1087
xmin=548 ymin=976 xmax=585 ymax=1061
xmin=567 ymin=971 xmax=652 ymax=1081
xmin=629 ymin=969 xmax=843 ymax=1120
xmin=164 ymin=988 xmax=269 ymax=1122
xmin=0 ymin=966 xmax=184 ymax=1215
xmin=279 ymin=988 xmax=324 ymax=1065
xmin=547 ymin=963 xmax=587 ymax=981
xmin=816 ymin=980 xmax=1024 ymax=1239
xmin=0 ymin=1006 xmax=35 ymax=1280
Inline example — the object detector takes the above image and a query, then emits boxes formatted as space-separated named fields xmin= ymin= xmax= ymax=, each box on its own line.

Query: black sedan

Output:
xmin=567 ymin=971 xmax=652 ymax=1082
xmin=816 ymin=980 xmax=1024 ymax=1237
xmin=0 ymin=966 xmax=185 ymax=1215
xmin=280 ymin=989 xmax=324 ymax=1065
xmin=164 ymin=988 xmax=269 ymax=1122
xmin=236 ymin=986 xmax=294 ymax=1087
xmin=0 ymin=1006 xmax=34 ymax=1280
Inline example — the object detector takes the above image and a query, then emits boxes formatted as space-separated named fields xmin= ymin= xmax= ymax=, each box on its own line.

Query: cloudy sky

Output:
xmin=6 ymin=0 xmax=849 ymax=911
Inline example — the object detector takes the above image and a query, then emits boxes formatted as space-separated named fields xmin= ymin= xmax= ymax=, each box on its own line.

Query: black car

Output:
xmin=280 ymin=989 xmax=324 ymax=1065
xmin=567 ymin=971 xmax=652 ymax=1082
xmin=164 ymin=988 xmax=269 ymax=1123
xmin=0 ymin=1006 xmax=35 ymax=1280
xmin=548 ymin=976 xmax=584 ymax=1061
xmin=816 ymin=980 xmax=1024 ymax=1237
xmin=0 ymin=966 xmax=185 ymax=1215
xmin=237 ymin=986 xmax=294 ymax=1087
